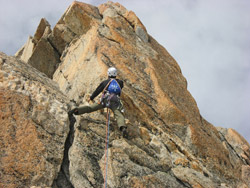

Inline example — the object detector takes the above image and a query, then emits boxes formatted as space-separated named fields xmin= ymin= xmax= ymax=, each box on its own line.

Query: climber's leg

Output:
xmin=77 ymin=103 xmax=104 ymax=115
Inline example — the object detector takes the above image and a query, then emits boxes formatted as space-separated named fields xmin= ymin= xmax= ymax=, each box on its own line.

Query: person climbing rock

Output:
xmin=68 ymin=67 xmax=128 ymax=138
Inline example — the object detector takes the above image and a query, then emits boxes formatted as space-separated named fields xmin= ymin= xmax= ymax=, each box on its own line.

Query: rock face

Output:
xmin=0 ymin=1 xmax=249 ymax=188
xmin=0 ymin=52 xmax=70 ymax=187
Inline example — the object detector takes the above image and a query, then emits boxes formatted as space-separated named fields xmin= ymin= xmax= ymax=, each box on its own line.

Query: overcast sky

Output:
xmin=0 ymin=0 xmax=249 ymax=144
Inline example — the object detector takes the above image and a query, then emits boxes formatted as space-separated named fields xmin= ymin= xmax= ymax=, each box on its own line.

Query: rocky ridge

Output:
xmin=1 ymin=1 xmax=250 ymax=188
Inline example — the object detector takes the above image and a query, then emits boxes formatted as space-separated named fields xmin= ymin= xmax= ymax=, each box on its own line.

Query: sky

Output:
xmin=0 ymin=0 xmax=249 ymax=144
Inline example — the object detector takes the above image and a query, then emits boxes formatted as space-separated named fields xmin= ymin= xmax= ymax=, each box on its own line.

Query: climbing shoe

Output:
xmin=120 ymin=126 xmax=128 ymax=139
xmin=68 ymin=108 xmax=79 ymax=116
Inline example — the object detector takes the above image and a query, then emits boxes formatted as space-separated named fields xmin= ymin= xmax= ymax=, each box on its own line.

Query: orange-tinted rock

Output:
xmin=0 ymin=52 xmax=69 ymax=187
xmin=49 ymin=1 xmax=101 ymax=55
xmin=9 ymin=1 xmax=250 ymax=187
xmin=139 ymin=127 xmax=151 ymax=145
xmin=174 ymin=158 xmax=189 ymax=167
xmin=51 ymin=2 xmax=248 ymax=187
xmin=217 ymin=127 xmax=250 ymax=165
xmin=226 ymin=128 xmax=250 ymax=148
xmin=0 ymin=89 xmax=46 ymax=187
xmin=242 ymin=165 xmax=250 ymax=187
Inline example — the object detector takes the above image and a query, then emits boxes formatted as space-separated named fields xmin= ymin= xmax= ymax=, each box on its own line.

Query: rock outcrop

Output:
xmin=15 ymin=18 xmax=60 ymax=78
xmin=1 ymin=1 xmax=249 ymax=188
xmin=0 ymin=52 xmax=69 ymax=187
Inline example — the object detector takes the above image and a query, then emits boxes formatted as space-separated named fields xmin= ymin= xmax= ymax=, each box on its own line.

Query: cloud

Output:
xmin=0 ymin=0 xmax=249 ymax=143
xmin=123 ymin=0 xmax=250 ymax=143
xmin=0 ymin=0 xmax=73 ymax=55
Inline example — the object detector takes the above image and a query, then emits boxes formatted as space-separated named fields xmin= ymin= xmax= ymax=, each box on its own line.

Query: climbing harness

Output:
xmin=99 ymin=79 xmax=113 ymax=105
xmin=103 ymin=108 xmax=111 ymax=188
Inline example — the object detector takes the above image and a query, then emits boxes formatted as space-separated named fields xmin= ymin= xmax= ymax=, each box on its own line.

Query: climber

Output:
xmin=68 ymin=67 xmax=128 ymax=138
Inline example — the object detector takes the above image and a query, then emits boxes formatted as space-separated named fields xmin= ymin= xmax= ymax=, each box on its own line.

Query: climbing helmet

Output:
xmin=107 ymin=67 xmax=117 ymax=77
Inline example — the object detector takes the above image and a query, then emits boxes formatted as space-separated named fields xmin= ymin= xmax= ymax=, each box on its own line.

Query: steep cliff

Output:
xmin=1 ymin=1 xmax=249 ymax=188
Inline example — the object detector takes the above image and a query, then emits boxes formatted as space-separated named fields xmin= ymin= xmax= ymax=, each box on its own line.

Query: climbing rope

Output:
xmin=103 ymin=108 xmax=111 ymax=188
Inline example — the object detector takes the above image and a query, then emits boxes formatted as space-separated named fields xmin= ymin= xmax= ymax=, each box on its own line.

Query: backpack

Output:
xmin=107 ymin=79 xmax=121 ymax=94
xmin=100 ymin=79 xmax=122 ymax=108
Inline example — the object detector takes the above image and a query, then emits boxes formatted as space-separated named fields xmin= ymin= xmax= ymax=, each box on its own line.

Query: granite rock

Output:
xmin=0 ymin=52 xmax=69 ymax=188
xmin=5 ymin=1 xmax=250 ymax=188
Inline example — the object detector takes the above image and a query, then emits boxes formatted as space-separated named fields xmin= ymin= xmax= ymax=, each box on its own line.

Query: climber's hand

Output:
xmin=88 ymin=98 xmax=93 ymax=104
